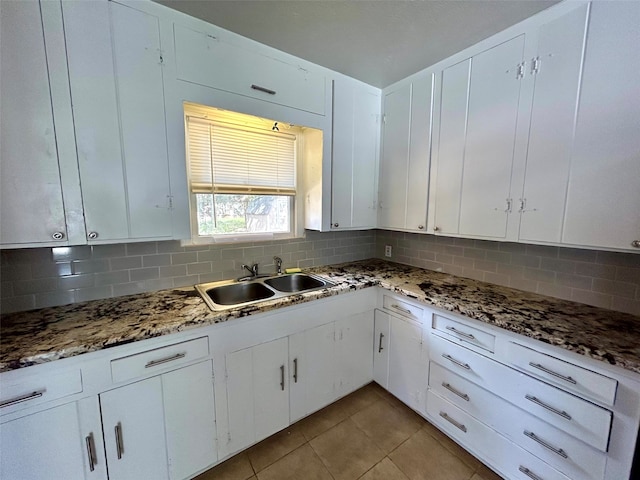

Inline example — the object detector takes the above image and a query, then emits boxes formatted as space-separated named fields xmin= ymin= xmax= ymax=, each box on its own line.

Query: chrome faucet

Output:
xmin=238 ymin=263 xmax=259 ymax=281
xmin=274 ymin=256 xmax=283 ymax=275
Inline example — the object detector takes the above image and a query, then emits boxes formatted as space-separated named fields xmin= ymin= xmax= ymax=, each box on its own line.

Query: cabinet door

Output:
xmin=331 ymin=78 xmax=380 ymax=230
xmin=387 ymin=314 xmax=426 ymax=412
xmin=63 ymin=0 xmax=173 ymax=242
xmin=100 ymin=376 xmax=169 ymax=480
xmin=0 ymin=402 xmax=96 ymax=480
xmin=373 ymin=310 xmax=390 ymax=389
xmin=378 ymin=84 xmax=411 ymax=230
xmin=0 ymin=0 xmax=67 ymax=246
xmin=289 ymin=323 xmax=337 ymax=422
xmin=562 ymin=2 xmax=640 ymax=251
xmin=518 ymin=4 xmax=589 ymax=243
xmin=336 ymin=312 xmax=374 ymax=397
xmin=459 ymin=35 xmax=525 ymax=239
xmin=162 ymin=361 xmax=217 ymax=480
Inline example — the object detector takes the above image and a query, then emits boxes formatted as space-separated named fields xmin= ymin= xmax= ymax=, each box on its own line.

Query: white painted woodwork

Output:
xmin=0 ymin=0 xmax=67 ymax=246
xmin=331 ymin=77 xmax=380 ymax=230
xmin=378 ymin=84 xmax=411 ymax=230
xmin=432 ymin=313 xmax=496 ymax=353
xmin=100 ymin=376 xmax=169 ymax=480
xmin=77 ymin=396 xmax=109 ymax=479
xmin=289 ymin=323 xmax=336 ymax=422
xmin=173 ymin=24 xmax=326 ymax=116
xmin=382 ymin=295 xmax=424 ymax=322
xmin=459 ymin=35 xmax=525 ymax=239
xmin=387 ymin=313 xmax=426 ymax=412
xmin=225 ymin=346 xmax=255 ymax=454
xmin=562 ymin=2 xmax=640 ymax=251
xmin=63 ymin=0 xmax=173 ymax=242
xmin=517 ymin=4 xmax=589 ymax=244
xmin=373 ymin=310 xmax=390 ymax=389
xmin=335 ymin=312 xmax=374 ymax=397
xmin=0 ymin=402 xmax=88 ymax=480
xmin=432 ymin=59 xmax=470 ymax=235
xmin=162 ymin=361 xmax=217 ymax=480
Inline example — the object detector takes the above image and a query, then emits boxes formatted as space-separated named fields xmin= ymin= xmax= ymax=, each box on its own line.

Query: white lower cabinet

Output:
xmin=335 ymin=312 xmax=375 ymax=397
xmin=373 ymin=310 xmax=390 ymax=389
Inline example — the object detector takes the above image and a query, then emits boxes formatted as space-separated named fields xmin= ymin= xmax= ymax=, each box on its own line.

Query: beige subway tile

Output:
xmin=75 ymin=286 xmax=113 ymax=303
xmin=159 ymin=265 xmax=187 ymax=278
xmin=461 ymin=268 xmax=484 ymax=282
xmin=540 ymin=257 xmax=575 ymax=274
xmin=435 ymin=253 xmax=453 ymax=265
xmin=597 ymin=251 xmax=640 ymax=267
xmin=32 ymin=262 xmax=72 ymax=278
xmin=525 ymin=244 xmax=558 ymax=258
xmin=462 ymin=248 xmax=486 ymax=260
xmin=142 ymin=254 xmax=172 ymax=268
xmin=130 ymin=267 xmax=160 ymax=282
xmin=0 ymin=295 xmax=36 ymax=314
xmin=483 ymin=272 xmax=509 ymax=287
xmin=34 ymin=290 xmax=76 ymax=309
xmin=592 ymin=278 xmax=637 ymax=298
xmin=156 ymin=241 xmax=185 ymax=254
xmin=485 ymin=250 xmax=511 ymax=264
xmin=523 ymin=268 xmax=555 ymax=283
xmin=126 ymin=242 xmax=158 ymax=256
xmin=511 ymin=254 xmax=540 ymax=268
xmin=611 ymin=297 xmax=640 ymax=316
xmin=14 ymin=278 xmax=58 ymax=295
xmin=95 ymin=271 xmax=130 ymax=286
xmin=170 ymin=252 xmax=198 ymax=265
xmin=536 ymin=282 xmax=572 ymax=301
xmin=558 ymin=247 xmax=597 ymax=263
xmin=441 ymin=265 xmax=464 ymax=276
xmin=197 ymin=250 xmax=222 ymax=262
xmin=474 ymin=260 xmax=497 ymax=273
xmin=615 ymin=266 xmax=640 ymax=284
xmin=111 ymin=256 xmax=142 ymax=270
xmin=509 ymin=277 xmax=538 ymax=292
xmin=453 ymin=256 xmax=475 ymax=269
xmin=555 ymin=272 xmax=591 ymax=290
xmin=52 ymin=246 xmax=92 ymax=262
xmin=575 ymin=262 xmax=616 ymax=280
xmin=571 ymin=288 xmax=612 ymax=309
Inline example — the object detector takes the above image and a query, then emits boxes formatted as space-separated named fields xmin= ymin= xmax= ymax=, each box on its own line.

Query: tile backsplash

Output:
xmin=0 ymin=230 xmax=375 ymax=314
xmin=1 ymin=229 xmax=639 ymax=316
xmin=375 ymin=230 xmax=640 ymax=316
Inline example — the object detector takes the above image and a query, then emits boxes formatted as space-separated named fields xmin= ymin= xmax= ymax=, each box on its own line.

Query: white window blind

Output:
xmin=186 ymin=116 xmax=296 ymax=195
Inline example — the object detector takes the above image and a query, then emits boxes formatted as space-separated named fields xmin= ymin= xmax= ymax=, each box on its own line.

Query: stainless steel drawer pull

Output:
xmin=251 ymin=84 xmax=276 ymax=95
xmin=523 ymin=430 xmax=568 ymax=458
xmin=145 ymin=352 xmax=186 ymax=368
xmin=391 ymin=304 xmax=412 ymax=315
xmin=528 ymin=362 xmax=577 ymax=384
xmin=441 ymin=353 xmax=471 ymax=370
xmin=439 ymin=412 xmax=467 ymax=432
xmin=280 ymin=365 xmax=285 ymax=391
xmin=445 ymin=325 xmax=476 ymax=340
xmin=85 ymin=433 xmax=96 ymax=472
xmin=442 ymin=382 xmax=470 ymax=401
xmin=0 ymin=390 xmax=44 ymax=408
xmin=525 ymin=394 xmax=571 ymax=420
xmin=378 ymin=332 xmax=385 ymax=353
xmin=519 ymin=466 xmax=544 ymax=480
xmin=293 ymin=358 xmax=298 ymax=383
xmin=115 ymin=423 xmax=124 ymax=459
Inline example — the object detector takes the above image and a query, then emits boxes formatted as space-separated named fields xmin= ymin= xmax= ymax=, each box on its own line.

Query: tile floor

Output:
xmin=195 ymin=383 xmax=503 ymax=480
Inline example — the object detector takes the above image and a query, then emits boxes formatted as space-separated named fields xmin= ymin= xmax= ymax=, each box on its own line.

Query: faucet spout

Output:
xmin=241 ymin=263 xmax=259 ymax=277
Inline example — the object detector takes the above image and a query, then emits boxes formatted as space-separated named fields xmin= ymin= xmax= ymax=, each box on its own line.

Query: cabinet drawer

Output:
xmin=429 ymin=334 xmax=612 ymax=452
xmin=382 ymin=295 xmax=423 ymax=322
xmin=429 ymin=365 xmax=607 ymax=480
xmin=0 ymin=369 xmax=82 ymax=415
xmin=427 ymin=391 xmax=573 ymax=480
xmin=506 ymin=342 xmax=618 ymax=406
xmin=432 ymin=313 xmax=495 ymax=353
xmin=111 ymin=337 xmax=209 ymax=383
xmin=174 ymin=25 xmax=326 ymax=115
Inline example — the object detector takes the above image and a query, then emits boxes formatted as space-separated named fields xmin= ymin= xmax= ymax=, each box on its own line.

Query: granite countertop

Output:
xmin=1 ymin=259 xmax=639 ymax=374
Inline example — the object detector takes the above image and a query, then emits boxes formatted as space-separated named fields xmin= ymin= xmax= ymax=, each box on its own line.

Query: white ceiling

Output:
xmin=155 ymin=0 xmax=560 ymax=88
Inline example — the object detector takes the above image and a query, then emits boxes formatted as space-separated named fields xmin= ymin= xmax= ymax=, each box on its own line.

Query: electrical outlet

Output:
xmin=385 ymin=245 xmax=392 ymax=257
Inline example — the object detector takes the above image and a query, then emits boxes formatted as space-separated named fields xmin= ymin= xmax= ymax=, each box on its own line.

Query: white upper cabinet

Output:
xmin=63 ymin=0 xmax=174 ymax=243
xmin=173 ymin=24 xmax=326 ymax=116
xmin=379 ymin=73 xmax=433 ymax=232
xmin=561 ymin=2 xmax=640 ymax=251
xmin=330 ymin=77 xmax=381 ymax=230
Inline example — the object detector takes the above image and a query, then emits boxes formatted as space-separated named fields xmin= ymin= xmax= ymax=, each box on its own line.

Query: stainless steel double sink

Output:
xmin=195 ymin=273 xmax=335 ymax=311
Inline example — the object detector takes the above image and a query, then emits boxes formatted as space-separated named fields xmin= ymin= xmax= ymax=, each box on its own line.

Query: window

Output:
xmin=185 ymin=106 xmax=298 ymax=241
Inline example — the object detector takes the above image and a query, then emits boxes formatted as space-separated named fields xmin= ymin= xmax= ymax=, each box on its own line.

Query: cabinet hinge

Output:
xmin=382 ymin=114 xmax=387 ymax=124
xmin=516 ymin=62 xmax=525 ymax=80
xmin=531 ymin=57 xmax=540 ymax=75
xmin=227 ymin=432 xmax=232 ymax=443
xmin=167 ymin=195 xmax=173 ymax=210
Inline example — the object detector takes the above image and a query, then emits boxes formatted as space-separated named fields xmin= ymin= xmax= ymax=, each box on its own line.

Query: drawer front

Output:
xmin=0 ymin=369 xmax=82 ymax=416
xmin=382 ymin=295 xmax=424 ymax=322
xmin=111 ymin=337 xmax=209 ymax=383
xmin=429 ymin=334 xmax=612 ymax=452
xmin=174 ymin=25 xmax=326 ymax=115
xmin=506 ymin=342 xmax=618 ymax=406
xmin=429 ymin=365 xmax=607 ymax=480
xmin=432 ymin=313 xmax=495 ymax=353
xmin=427 ymin=391 xmax=572 ymax=480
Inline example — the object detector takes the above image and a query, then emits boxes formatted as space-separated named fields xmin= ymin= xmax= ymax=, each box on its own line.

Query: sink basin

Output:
xmin=195 ymin=273 xmax=335 ymax=311
xmin=264 ymin=273 xmax=327 ymax=293
xmin=203 ymin=282 xmax=275 ymax=306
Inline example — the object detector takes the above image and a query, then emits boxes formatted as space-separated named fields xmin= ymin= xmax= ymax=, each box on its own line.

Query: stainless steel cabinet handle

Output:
xmin=418 ymin=225 xmax=424 ymax=230
xmin=378 ymin=332 xmax=385 ymax=353
xmin=439 ymin=412 xmax=467 ymax=432
xmin=0 ymin=390 xmax=44 ymax=408
xmin=528 ymin=362 xmax=576 ymax=384
xmin=442 ymin=382 xmax=469 ymax=401
xmin=293 ymin=358 xmax=298 ymax=383
xmin=445 ymin=325 xmax=475 ymax=340
xmin=115 ymin=423 xmax=124 ymax=459
xmin=251 ymin=84 xmax=276 ymax=95
xmin=391 ymin=304 xmax=412 ymax=315
xmin=52 ymin=231 xmax=65 ymax=240
xmin=523 ymin=430 xmax=568 ymax=458
xmin=280 ymin=365 xmax=285 ymax=391
xmin=441 ymin=353 xmax=471 ymax=370
xmin=145 ymin=352 xmax=186 ymax=368
xmin=85 ymin=433 xmax=96 ymax=472
xmin=519 ymin=466 xmax=544 ymax=480
xmin=525 ymin=394 xmax=571 ymax=420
